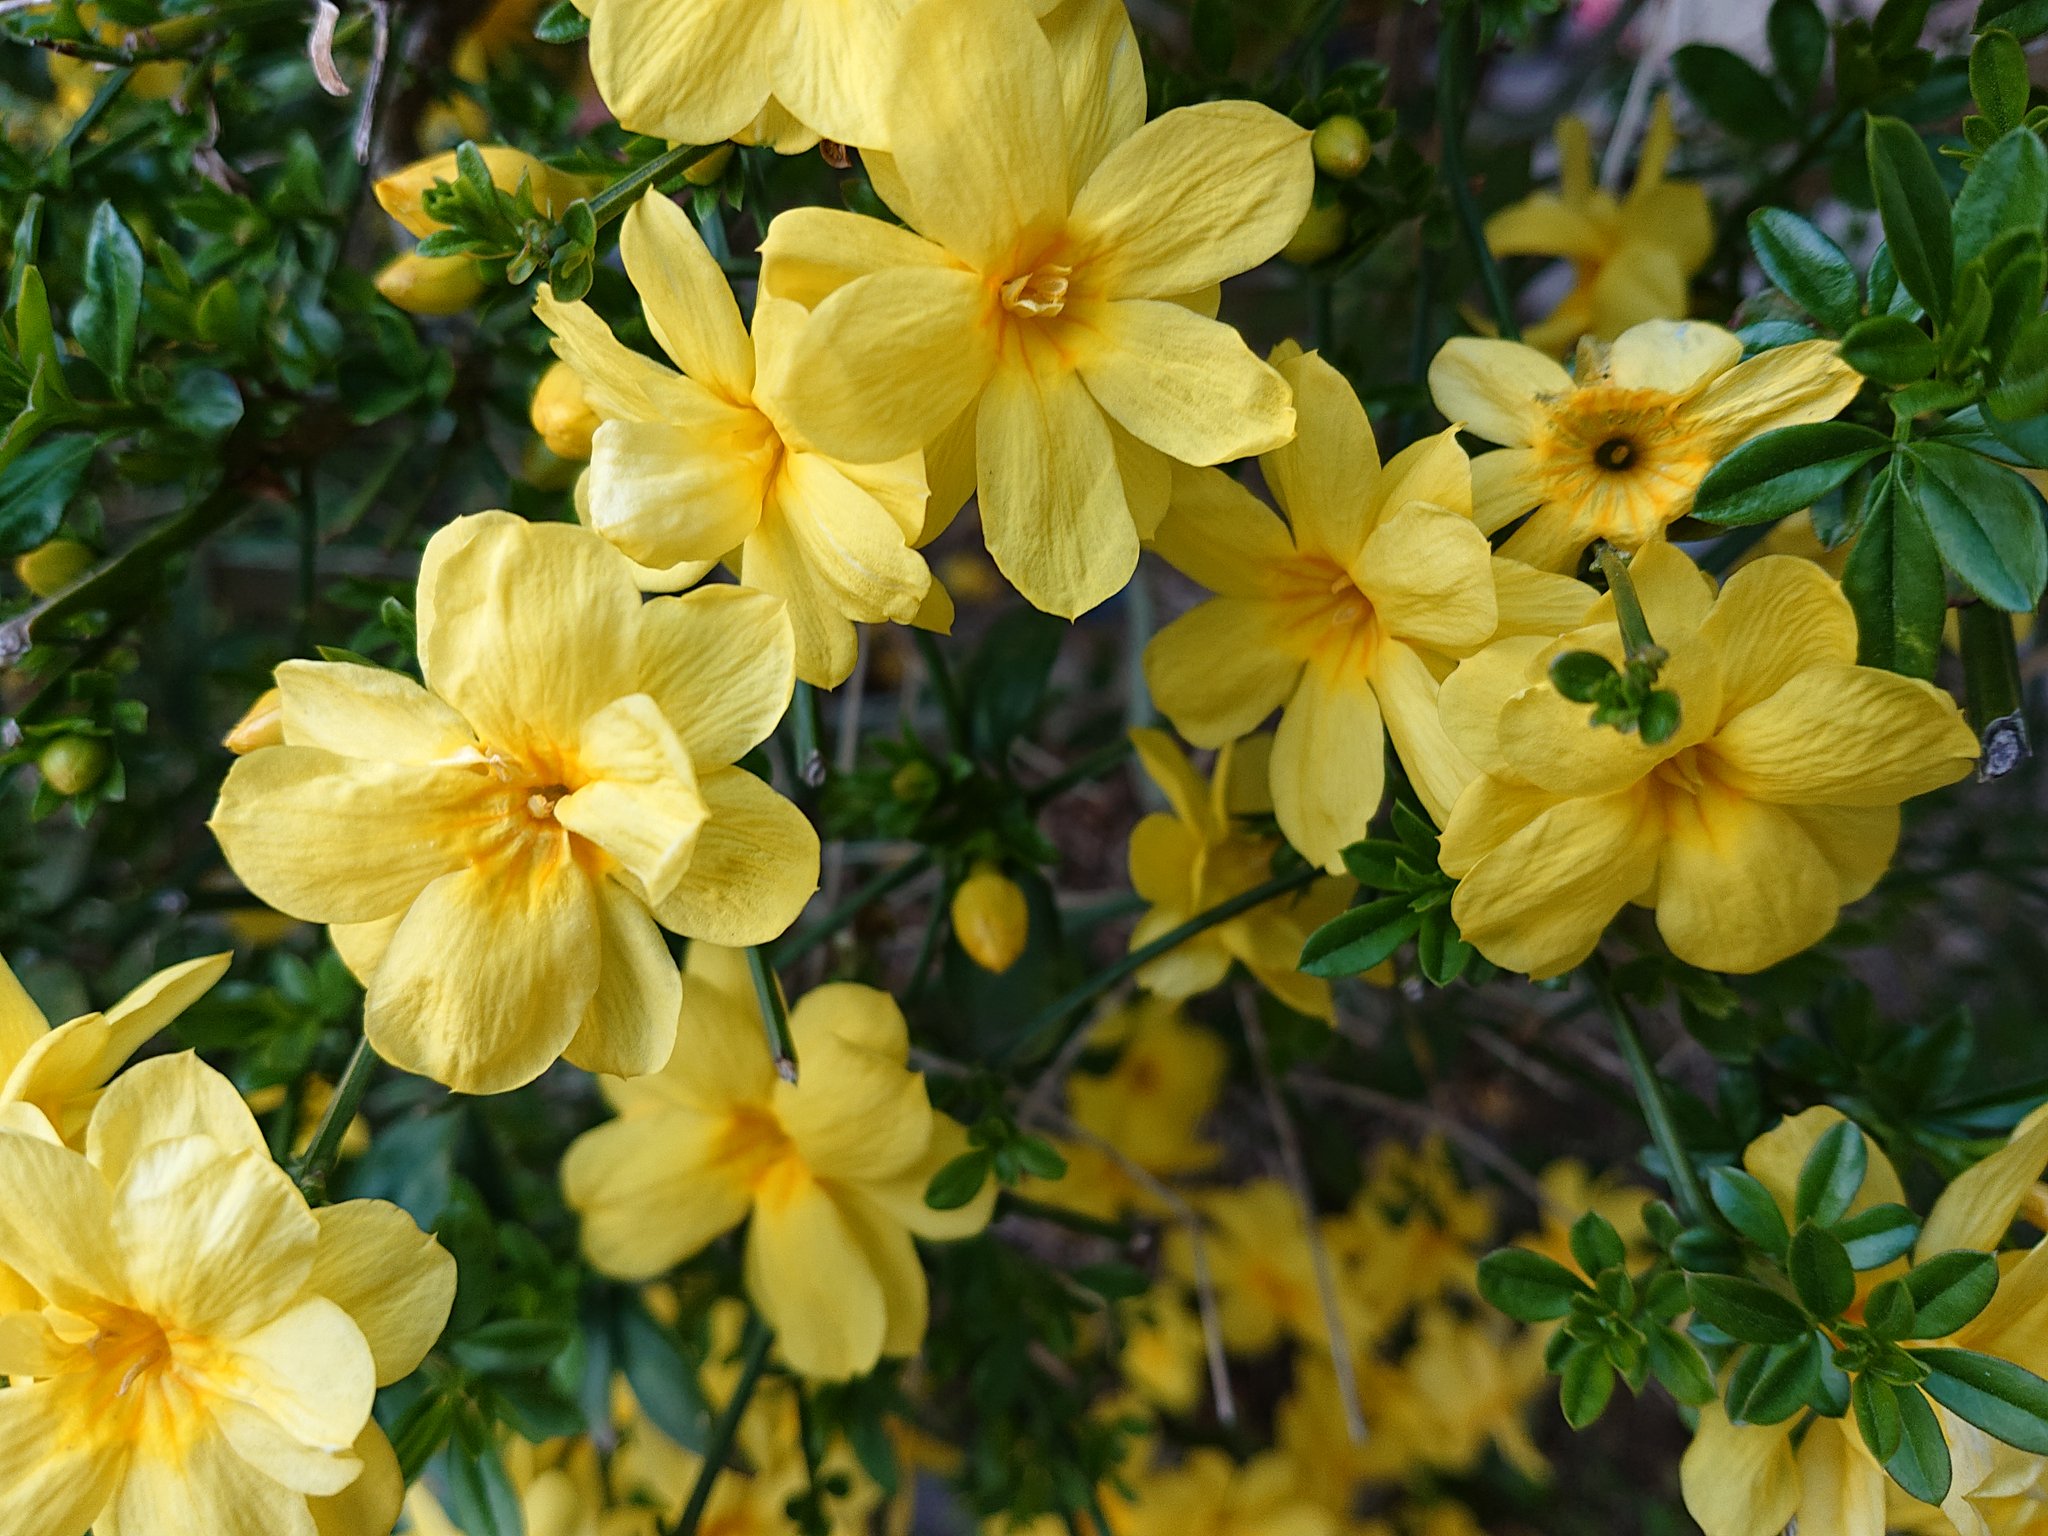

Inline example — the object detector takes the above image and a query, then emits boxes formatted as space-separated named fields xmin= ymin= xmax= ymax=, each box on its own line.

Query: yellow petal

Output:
xmin=311 ymin=1424 xmax=403 ymax=1536
xmin=1132 ymin=910 xmax=1234 ymax=998
xmin=757 ymin=206 xmax=956 ymax=312
xmin=1470 ymin=448 xmax=1543 ymax=534
xmin=1490 ymin=557 xmax=1598 ymax=639
xmin=366 ymin=844 xmax=601 ymax=1096
xmin=621 ymin=196 xmax=755 ymax=402
xmin=1679 ymin=1405 xmax=1800 ymax=1536
xmin=1042 ymin=0 xmax=1145 ymax=185
xmin=587 ymin=0 xmax=771 ymax=147
xmin=1496 ymin=631 xmax=1721 ymax=795
xmin=921 ymin=400 xmax=980 ymax=543
xmin=1653 ymin=784 xmax=1845 ymax=974
xmin=329 ymin=916 xmax=400 ymax=986
xmin=1262 ymin=347 xmax=1380 ymax=560
xmin=565 ymin=880 xmax=684 ymax=1081
xmin=1690 ymin=339 xmax=1863 ymax=445
xmin=1437 ymin=773 xmax=1564 ymax=882
xmin=745 ymin=1178 xmax=888 ymax=1379
xmin=217 ymin=1293 xmax=377 ymax=1457
xmin=564 ymin=1110 xmax=753 ymax=1279
xmin=0 ymin=1377 xmax=124 ymax=1536
xmin=776 ymin=994 xmax=931 ymax=1180
xmin=1148 ymin=463 xmax=1296 ymax=598
xmin=0 ymin=957 xmax=46 ymax=1079
xmin=1604 ymin=319 xmax=1741 ymax=395
xmin=978 ymin=349 xmax=1135 ymax=618
xmin=554 ymin=694 xmax=708 ymax=905
xmin=1793 ymin=1415 xmax=1889 ymax=1535
xmin=1129 ymin=813 xmax=1198 ymax=911
xmin=1428 ymin=340 xmax=1573 ymax=448
xmin=1698 ymin=556 xmax=1860 ymax=723
xmin=1372 ymin=640 xmax=1478 ymax=828
xmin=1271 ymin=657 xmax=1386 ymax=874
xmin=1782 ymin=802 xmax=1899 ymax=903
xmin=835 ymin=1189 xmax=929 ymax=1358
xmin=772 ymin=0 xmax=910 ymax=149
xmin=1356 ymin=502 xmax=1497 ymax=653
xmin=1588 ymin=242 xmax=1691 ymax=339
xmin=1743 ymin=1106 xmax=1907 ymax=1218
xmin=0 ymin=1129 xmax=119 ymax=1307
xmin=650 ymin=768 xmax=820 ymax=948
xmin=775 ymin=449 xmax=932 ymax=623
xmin=1486 ymin=192 xmax=1606 ymax=260
xmin=274 ymin=660 xmax=476 ymax=762
xmin=1073 ymin=298 xmax=1294 ymax=467
xmin=1621 ymin=179 xmax=1716 ymax=271
xmin=1711 ymin=666 xmax=1977 ymax=806
xmin=1129 ymin=727 xmax=1214 ymax=832
xmin=309 ymin=1199 xmax=457 ymax=1385
xmin=1070 ymin=100 xmax=1312 ymax=299
xmin=1145 ymin=599 xmax=1300 ymax=747
xmin=1111 ymin=418 xmax=1173 ymax=537
xmin=1920 ymin=1112 xmax=2048 ymax=1260
xmin=533 ymin=285 xmax=705 ymax=424
xmin=1438 ymin=634 xmax=1551 ymax=778
xmin=635 ymin=585 xmax=796 ymax=771
xmin=86 ymin=1052 xmax=268 ymax=1182
xmin=737 ymin=512 xmax=862 ymax=689
xmin=586 ymin=412 xmax=774 ymax=569
xmin=1378 ymin=424 xmax=1472 ymax=524
xmin=853 ymin=1114 xmax=997 ymax=1241
xmin=104 ymin=1403 xmax=325 ymax=1536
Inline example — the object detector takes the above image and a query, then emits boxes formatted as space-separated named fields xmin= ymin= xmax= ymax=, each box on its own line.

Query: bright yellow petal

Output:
xmin=1074 ymin=298 xmax=1294 ymax=467
xmin=586 ymin=412 xmax=774 ymax=569
xmin=757 ymin=206 xmax=957 ymax=312
xmin=562 ymin=878 xmax=684 ymax=1082
xmin=745 ymin=1179 xmax=888 ymax=1380
xmin=635 ymin=585 xmax=796 ymax=771
xmin=836 ymin=1190 xmax=929 ymax=1358
xmin=1470 ymin=447 xmax=1543 ymax=534
xmin=274 ymin=660 xmax=477 ymax=762
xmin=0 ymin=958 xmax=46 ymax=1079
xmin=308 ymin=1199 xmax=456 ymax=1386
xmin=854 ymin=1114 xmax=998 ymax=1241
xmin=311 ymin=1424 xmax=403 ymax=1536
xmin=1262 ymin=346 xmax=1380 ymax=561
xmin=587 ymin=0 xmax=771 ymax=146
xmin=769 ymin=0 xmax=909 ymax=148
xmin=1689 ymin=339 xmax=1863 ymax=445
xmin=1711 ymin=667 xmax=1977 ymax=806
xmin=534 ymin=285 xmax=704 ymax=424
xmin=1588 ymin=243 xmax=1691 ymax=339
xmin=1111 ymin=417 xmax=1173 ymax=537
xmin=1604 ymin=319 xmax=1741 ymax=394
xmin=1782 ymin=802 xmax=1899 ymax=904
xmin=1653 ymin=784 xmax=1845 ymax=973
xmin=1148 ymin=463 xmax=1296 ymax=597
xmin=85 ymin=1052 xmax=268 ymax=1186
xmin=1070 ymin=100 xmax=1312 ymax=299
xmin=776 ymin=994 xmax=931 ymax=1181
xmin=1428 ymin=340 xmax=1572 ymax=448
xmin=621 ymin=195 xmax=755 ymax=401
xmin=1920 ymin=1111 xmax=2048 ymax=1260
xmin=1680 ymin=1405 xmax=1800 ymax=1536
xmin=564 ymin=1111 xmax=753 ymax=1279
xmin=736 ymin=511 xmax=861 ymax=689
xmin=1496 ymin=631 xmax=1720 ymax=795
xmin=1377 ymin=424 xmax=1472 ymax=523
xmin=0 ymin=1377 xmax=124 ymax=1536
xmin=1129 ymin=726 xmax=1213 ymax=831
xmin=1438 ymin=634 xmax=1550 ymax=778
xmin=774 ymin=449 xmax=932 ymax=623
xmin=554 ymin=695 xmax=707 ymax=905
xmin=1145 ymin=599 xmax=1300 ymax=748
xmin=1042 ymin=0 xmax=1145 ymax=185
xmin=1698 ymin=556 xmax=1860 ymax=723
xmin=1743 ymin=1105 xmax=1907 ymax=1219
xmin=1372 ymin=641 xmax=1478 ymax=828
xmin=1356 ymin=502 xmax=1497 ymax=652
xmin=1486 ymin=192 xmax=1607 ymax=260
xmin=650 ymin=768 xmax=820 ymax=948
xmin=1270 ymin=658 xmax=1386 ymax=874
xmin=1490 ymin=557 xmax=1598 ymax=639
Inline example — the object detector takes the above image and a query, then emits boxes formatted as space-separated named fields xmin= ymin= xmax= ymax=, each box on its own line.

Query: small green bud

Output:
xmin=1311 ymin=115 xmax=1372 ymax=179
xmin=890 ymin=761 xmax=939 ymax=803
xmin=1637 ymin=690 xmax=1683 ymax=746
xmin=1549 ymin=650 xmax=1619 ymax=703
xmin=38 ymin=736 xmax=111 ymax=797
xmin=1281 ymin=199 xmax=1348 ymax=266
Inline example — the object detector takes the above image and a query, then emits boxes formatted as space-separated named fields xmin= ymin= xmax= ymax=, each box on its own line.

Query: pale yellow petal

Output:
xmin=774 ymin=449 xmax=932 ymax=623
xmin=757 ymin=206 xmax=957 ymax=312
xmin=311 ymin=1424 xmax=403 ymax=1536
xmin=771 ymin=0 xmax=904 ymax=149
xmin=775 ymin=1004 xmax=931 ymax=1181
xmin=1437 ymin=775 xmax=1564 ymax=879
xmin=836 ymin=1190 xmax=929 ymax=1358
xmin=1743 ymin=1106 xmax=1906 ymax=1219
xmin=1377 ymin=424 xmax=1472 ymax=524
xmin=1653 ymin=785 xmax=1845 ymax=974
xmin=1148 ymin=464 xmax=1296 ymax=597
xmin=1042 ymin=0 xmax=1145 ymax=185
xmin=215 ymin=1294 xmax=377 ymax=1454
xmin=1429 ymin=340 xmax=1573 ymax=448
xmin=309 ymin=1199 xmax=456 ymax=1385
xmin=587 ymin=0 xmax=770 ymax=147
xmin=1486 ymin=192 xmax=1606 ymax=260
xmin=1489 ymin=557 xmax=1598 ymax=639
xmin=1604 ymin=319 xmax=1741 ymax=395
xmin=853 ymin=1115 xmax=998 ymax=1241
xmin=621 ymin=195 xmax=755 ymax=401
xmin=0 ymin=1129 xmax=120 ymax=1306
xmin=1075 ymin=298 xmax=1295 ymax=467
xmin=1356 ymin=502 xmax=1498 ymax=652
xmin=1711 ymin=667 xmax=1978 ymax=806
xmin=1783 ymin=802 xmax=1900 ymax=903
xmin=1680 ymin=1405 xmax=1800 ymax=1536
xmin=737 ymin=512 xmax=862 ymax=688
xmin=564 ymin=1111 xmax=753 ymax=1279
xmin=745 ymin=1179 xmax=888 ymax=1379
xmin=1270 ymin=658 xmax=1386 ymax=874
xmin=1470 ymin=448 xmax=1543 ymax=534
xmin=1690 ymin=339 xmax=1863 ymax=445
xmin=651 ymin=768 xmax=820 ymax=948
xmin=0 ymin=1378 xmax=125 ymax=1536
xmin=564 ymin=880 xmax=684 ymax=1082
xmin=1263 ymin=347 xmax=1380 ymax=561
xmin=635 ymin=584 xmax=796 ymax=771
xmin=554 ymin=694 xmax=707 ymax=905
xmin=1438 ymin=634 xmax=1551 ymax=778
xmin=1129 ymin=726 xmax=1213 ymax=832
xmin=85 ymin=1052 xmax=269 ymax=1182
xmin=1372 ymin=640 xmax=1478 ymax=828
xmin=273 ymin=660 xmax=476 ymax=762
xmin=103 ymin=1413 xmax=319 ymax=1536
xmin=1588 ymin=242 xmax=1691 ymax=339
xmin=1145 ymin=599 xmax=1300 ymax=748
xmin=586 ymin=413 xmax=773 ymax=569
xmin=0 ymin=957 xmax=46 ymax=1079
xmin=1698 ymin=556 xmax=1860 ymax=723
xmin=533 ymin=286 xmax=703 ymax=424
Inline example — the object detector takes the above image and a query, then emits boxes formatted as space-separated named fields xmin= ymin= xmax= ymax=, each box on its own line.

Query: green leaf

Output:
xmin=1835 ymin=1203 xmax=1924 ymax=1269
xmin=1856 ymin=1373 xmax=1907 ymax=1462
xmin=926 ymin=1149 xmax=993 ymax=1211
xmin=1648 ymin=1325 xmax=1717 ymax=1405
xmin=1970 ymin=29 xmax=2032 ymax=133
xmin=1867 ymin=116 xmax=1956 ymax=320
xmin=1789 ymin=1224 xmax=1858 ymax=1319
xmin=533 ymin=0 xmax=589 ymax=42
xmin=1338 ymin=840 xmax=1425 ymax=889
xmin=1842 ymin=472 xmax=1946 ymax=678
xmin=73 ymin=201 xmax=144 ymax=385
xmin=1887 ymin=1385 xmax=1954 ymax=1505
xmin=1867 ymin=1277 xmax=1920 ymax=1338
xmin=1560 ymin=1345 xmax=1617 ymax=1429
xmin=1795 ymin=1120 xmax=1869 ymax=1227
xmin=618 ymin=1301 xmax=712 ymax=1454
xmin=1954 ymin=128 xmax=2048 ymax=270
xmin=1687 ymin=1274 xmax=1810 ymax=1345
xmin=1691 ymin=423 xmax=1892 ymax=525
xmin=1874 ymin=0 xmax=1933 ymax=53
xmin=14 ymin=266 xmax=64 ymax=394
xmin=1707 ymin=1166 xmax=1792 ymax=1258
xmin=442 ymin=1430 xmax=524 ymax=1536
xmin=1768 ymin=0 xmax=1829 ymax=103
xmin=1674 ymin=44 xmax=1799 ymax=141
xmin=1477 ymin=1247 xmax=1593 ymax=1323
xmin=0 ymin=433 xmax=95 ymax=559
xmin=964 ymin=607 xmax=1065 ymax=756
xmin=1298 ymin=895 xmax=1420 ymax=978
xmin=1750 ymin=208 xmax=1862 ymax=330
xmin=1978 ymin=0 xmax=2048 ymax=40
xmin=1740 ymin=1333 xmax=1826 ymax=1425
xmin=1916 ymin=1347 xmax=2048 ymax=1452
xmin=449 ymin=1318 xmax=572 ymax=1376
xmin=1570 ymin=1211 xmax=1628 ymax=1278
xmin=1905 ymin=1250 xmax=2001 ymax=1338
xmin=1991 ymin=310 xmax=2048 ymax=419
xmin=1903 ymin=441 xmax=2048 ymax=612
xmin=1841 ymin=313 xmax=1939 ymax=384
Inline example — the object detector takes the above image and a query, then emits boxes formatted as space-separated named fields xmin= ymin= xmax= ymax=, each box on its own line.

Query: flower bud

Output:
xmin=1281 ymin=199 xmax=1349 ymax=266
xmin=952 ymin=864 xmax=1029 ymax=974
xmin=224 ymin=687 xmax=285 ymax=755
xmin=373 ymin=145 xmax=598 ymax=236
xmin=890 ymin=761 xmax=939 ymax=803
xmin=12 ymin=538 xmax=95 ymax=597
xmin=374 ymin=251 xmax=489 ymax=316
xmin=685 ymin=143 xmax=736 ymax=186
xmin=38 ymin=735 xmax=110 ymax=797
xmin=530 ymin=361 xmax=600 ymax=461
xmin=1312 ymin=115 xmax=1372 ymax=179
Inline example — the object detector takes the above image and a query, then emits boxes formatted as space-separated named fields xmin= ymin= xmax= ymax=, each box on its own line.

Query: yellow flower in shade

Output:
xmin=0 ymin=949 xmax=229 ymax=1147
xmin=1402 ymin=1307 xmax=1549 ymax=1481
xmin=0 ymin=1052 xmax=455 ymax=1536
xmin=536 ymin=196 xmax=942 ymax=687
xmin=1276 ymin=1352 xmax=1430 ymax=1508
xmin=758 ymin=0 xmax=1312 ymax=619
xmin=1146 ymin=343 xmax=1593 ymax=868
xmin=1166 ymin=1180 xmax=1364 ymax=1354
xmin=1117 ymin=1449 xmax=1337 ymax=1536
xmin=405 ymin=1436 xmax=659 ymax=1536
xmin=209 ymin=512 xmax=819 ymax=1095
xmin=1517 ymin=1159 xmax=1654 ymax=1275
xmin=561 ymin=945 xmax=995 ymax=1380
xmin=1485 ymin=97 xmax=1714 ymax=355
xmin=1126 ymin=729 xmax=1350 ymax=1020
xmin=1429 ymin=320 xmax=1862 ymax=572
xmin=1333 ymin=1140 xmax=1495 ymax=1318
xmin=1438 ymin=543 xmax=1978 ymax=978
xmin=372 ymin=147 xmax=598 ymax=317
xmin=1119 ymin=1286 xmax=1208 ymax=1417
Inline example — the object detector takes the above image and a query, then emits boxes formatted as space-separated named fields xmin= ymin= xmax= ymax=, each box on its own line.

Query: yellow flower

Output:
xmin=0 ymin=1052 xmax=454 ymax=1536
xmin=1126 ymin=729 xmax=1350 ymax=1020
xmin=1333 ymin=1140 xmax=1495 ymax=1317
xmin=1167 ymin=1180 xmax=1361 ymax=1354
xmin=1117 ymin=1449 xmax=1337 ymax=1536
xmin=758 ymin=0 xmax=1312 ymax=618
xmin=1146 ymin=343 xmax=1592 ymax=867
xmin=1276 ymin=1351 xmax=1427 ymax=1506
xmin=536 ymin=195 xmax=940 ymax=688
xmin=1430 ymin=320 xmax=1862 ymax=571
xmin=1119 ymin=1286 xmax=1208 ymax=1416
xmin=530 ymin=360 xmax=600 ymax=462
xmin=1401 ymin=1307 xmax=1549 ymax=1481
xmin=209 ymin=512 xmax=819 ymax=1095
xmin=406 ymin=1436 xmax=659 ymax=1536
xmin=224 ymin=686 xmax=286 ymax=754
xmin=1438 ymin=544 xmax=1978 ymax=977
xmin=0 ymin=949 xmax=229 ymax=1147
xmin=372 ymin=147 xmax=597 ymax=317
xmin=562 ymin=945 xmax=995 ymax=1380
xmin=1485 ymin=97 xmax=1714 ymax=355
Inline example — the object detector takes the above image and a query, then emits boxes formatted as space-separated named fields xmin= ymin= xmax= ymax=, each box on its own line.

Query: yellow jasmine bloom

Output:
xmin=1402 ymin=1307 xmax=1550 ymax=1481
xmin=372 ymin=147 xmax=598 ymax=317
xmin=536 ymin=195 xmax=938 ymax=688
xmin=210 ymin=512 xmax=819 ymax=1095
xmin=1438 ymin=544 xmax=1977 ymax=977
xmin=758 ymin=0 xmax=1312 ymax=618
xmin=562 ymin=945 xmax=995 ymax=1380
xmin=1118 ymin=1449 xmax=1337 ymax=1536
xmin=1127 ymin=729 xmax=1349 ymax=1020
xmin=1166 ymin=1180 xmax=1363 ymax=1354
xmin=0 ymin=949 xmax=229 ymax=1146
xmin=1276 ymin=1352 xmax=1427 ymax=1506
xmin=0 ymin=1052 xmax=455 ymax=1536
xmin=406 ymin=1436 xmax=658 ymax=1536
xmin=1430 ymin=320 xmax=1862 ymax=572
xmin=1119 ymin=1286 xmax=1208 ymax=1416
xmin=1486 ymin=97 xmax=1714 ymax=355
xmin=1145 ymin=345 xmax=1593 ymax=868
xmin=1339 ymin=1140 xmax=1495 ymax=1315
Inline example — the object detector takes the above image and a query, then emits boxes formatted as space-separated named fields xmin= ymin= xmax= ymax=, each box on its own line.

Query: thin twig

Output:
xmin=351 ymin=0 xmax=390 ymax=164
xmin=1584 ymin=955 xmax=1707 ymax=1224
xmin=291 ymin=1033 xmax=376 ymax=1201
xmin=670 ymin=1316 xmax=774 ymax=1536
xmin=746 ymin=946 xmax=798 ymax=1083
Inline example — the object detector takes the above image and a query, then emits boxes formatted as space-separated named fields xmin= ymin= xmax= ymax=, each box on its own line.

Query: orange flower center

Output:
xmin=1271 ymin=554 xmax=1380 ymax=674
xmin=1533 ymin=385 xmax=1716 ymax=551
xmin=711 ymin=1103 xmax=805 ymax=1206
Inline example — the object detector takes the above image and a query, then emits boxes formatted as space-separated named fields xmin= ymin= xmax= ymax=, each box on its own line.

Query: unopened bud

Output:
xmin=374 ymin=251 xmax=488 ymax=316
xmin=13 ymin=538 xmax=95 ymax=597
xmin=530 ymin=361 xmax=600 ymax=461
xmin=224 ymin=687 xmax=285 ymax=754
xmin=952 ymin=865 xmax=1029 ymax=974
xmin=1281 ymin=199 xmax=1348 ymax=266
xmin=38 ymin=735 xmax=110 ymax=797
xmin=1312 ymin=115 xmax=1372 ymax=179
xmin=890 ymin=761 xmax=939 ymax=803
xmin=685 ymin=144 xmax=736 ymax=186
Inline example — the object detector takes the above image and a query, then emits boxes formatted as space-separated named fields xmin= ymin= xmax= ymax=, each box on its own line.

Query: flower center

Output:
xmin=1594 ymin=436 xmax=1637 ymax=470
xmin=80 ymin=1306 xmax=176 ymax=1416
xmin=1001 ymin=264 xmax=1073 ymax=319
xmin=711 ymin=1102 xmax=801 ymax=1200
xmin=524 ymin=783 xmax=570 ymax=821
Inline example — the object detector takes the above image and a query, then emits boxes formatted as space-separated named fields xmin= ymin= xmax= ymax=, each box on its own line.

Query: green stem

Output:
xmin=292 ymin=1034 xmax=377 ymax=1201
xmin=747 ymin=945 xmax=798 ymax=1079
xmin=584 ymin=142 xmax=724 ymax=228
xmin=671 ymin=1316 xmax=775 ymax=1536
xmin=791 ymin=681 xmax=825 ymax=788
xmin=1436 ymin=3 xmax=1520 ymax=343
xmin=1593 ymin=542 xmax=1661 ymax=663
xmin=1584 ymin=955 xmax=1707 ymax=1224
xmin=913 ymin=629 xmax=970 ymax=752
xmin=1958 ymin=602 xmax=2031 ymax=781
xmin=55 ymin=65 xmax=134 ymax=163
xmin=903 ymin=872 xmax=954 ymax=1006
xmin=999 ymin=865 xmax=1319 ymax=1066
xmin=772 ymin=850 xmax=937 ymax=967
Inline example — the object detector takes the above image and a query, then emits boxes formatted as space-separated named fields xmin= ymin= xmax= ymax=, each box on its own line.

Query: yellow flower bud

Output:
xmin=685 ymin=143 xmax=736 ymax=186
xmin=952 ymin=864 xmax=1029 ymax=974
xmin=1281 ymin=199 xmax=1348 ymax=266
xmin=12 ymin=537 xmax=95 ymax=597
xmin=38 ymin=735 xmax=110 ymax=797
xmin=374 ymin=251 xmax=489 ymax=316
xmin=373 ymin=145 xmax=598 ymax=237
xmin=530 ymin=360 xmax=600 ymax=461
xmin=1311 ymin=115 xmax=1372 ymax=179
xmin=223 ymin=686 xmax=285 ymax=755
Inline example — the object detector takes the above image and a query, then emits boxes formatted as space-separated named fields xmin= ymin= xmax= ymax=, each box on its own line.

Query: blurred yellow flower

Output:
xmin=1126 ymin=730 xmax=1350 ymax=1020
xmin=406 ymin=1436 xmax=658 ymax=1536
xmin=1430 ymin=320 xmax=1861 ymax=571
xmin=1168 ymin=1180 xmax=1362 ymax=1354
xmin=1146 ymin=345 xmax=1591 ymax=867
xmin=536 ymin=196 xmax=942 ymax=687
xmin=1118 ymin=1449 xmax=1336 ymax=1536
xmin=1439 ymin=544 xmax=1977 ymax=977
xmin=1402 ymin=1307 xmax=1549 ymax=1481
xmin=1119 ymin=1286 xmax=1208 ymax=1416
xmin=0 ymin=949 xmax=229 ymax=1147
xmin=0 ymin=1053 xmax=454 ymax=1536
xmin=211 ymin=512 xmax=818 ymax=1095
xmin=562 ymin=946 xmax=994 ymax=1380
xmin=952 ymin=865 xmax=1031 ymax=974
xmin=1486 ymin=97 xmax=1714 ymax=354
xmin=759 ymin=0 xmax=1311 ymax=618
xmin=1334 ymin=1139 xmax=1495 ymax=1316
